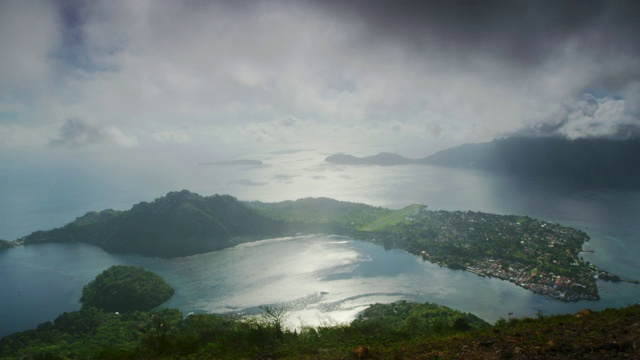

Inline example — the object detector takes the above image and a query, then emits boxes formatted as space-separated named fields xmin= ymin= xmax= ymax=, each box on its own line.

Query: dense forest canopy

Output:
xmin=80 ymin=265 xmax=175 ymax=313
xmin=21 ymin=190 xmax=286 ymax=257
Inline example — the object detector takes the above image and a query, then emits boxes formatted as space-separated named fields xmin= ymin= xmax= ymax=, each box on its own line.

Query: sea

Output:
xmin=1 ymin=149 xmax=639 ymax=338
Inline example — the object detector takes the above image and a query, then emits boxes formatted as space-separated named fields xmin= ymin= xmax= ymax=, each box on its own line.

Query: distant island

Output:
xmin=325 ymin=152 xmax=416 ymax=166
xmin=12 ymin=190 xmax=634 ymax=302
xmin=326 ymin=137 xmax=640 ymax=187
xmin=81 ymin=265 xmax=175 ymax=313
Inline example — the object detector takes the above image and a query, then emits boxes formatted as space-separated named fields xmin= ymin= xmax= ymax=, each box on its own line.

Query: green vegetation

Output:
xmin=2 ymin=247 xmax=638 ymax=359
xmin=358 ymin=204 xmax=425 ymax=231
xmin=351 ymin=301 xmax=489 ymax=337
xmin=21 ymin=190 xmax=285 ymax=257
xmin=0 ymin=267 xmax=494 ymax=359
xmin=248 ymin=197 xmax=391 ymax=234
xmin=357 ymin=209 xmax=605 ymax=301
xmin=80 ymin=265 xmax=175 ymax=313
xmin=0 ymin=298 xmax=489 ymax=359
xmin=15 ymin=191 xmax=626 ymax=301
xmin=2 ymin=301 xmax=638 ymax=359
xmin=0 ymin=307 xmax=182 ymax=359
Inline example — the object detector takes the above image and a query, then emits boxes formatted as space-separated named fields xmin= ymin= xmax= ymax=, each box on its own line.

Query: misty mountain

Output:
xmin=325 ymin=152 xmax=417 ymax=165
xmin=326 ymin=137 xmax=640 ymax=187
xmin=421 ymin=137 xmax=640 ymax=187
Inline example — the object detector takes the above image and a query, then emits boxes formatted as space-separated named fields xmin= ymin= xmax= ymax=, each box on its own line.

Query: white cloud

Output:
xmin=561 ymin=96 xmax=639 ymax=140
xmin=239 ymin=116 xmax=315 ymax=144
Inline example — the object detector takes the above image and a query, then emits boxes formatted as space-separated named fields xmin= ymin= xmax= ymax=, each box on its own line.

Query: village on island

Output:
xmin=366 ymin=207 xmax=631 ymax=303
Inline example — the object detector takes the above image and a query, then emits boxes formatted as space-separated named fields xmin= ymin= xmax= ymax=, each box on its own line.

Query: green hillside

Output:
xmin=22 ymin=190 xmax=285 ymax=257
xmin=359 ymin=204 xmax=425 ymax=231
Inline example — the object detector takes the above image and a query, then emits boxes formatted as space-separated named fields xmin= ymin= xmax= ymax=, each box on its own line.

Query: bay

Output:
xmin=1 ymin=149 xmax=639 ymax=338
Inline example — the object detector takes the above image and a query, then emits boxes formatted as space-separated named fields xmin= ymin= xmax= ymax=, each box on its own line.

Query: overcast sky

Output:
xmin=2 ymin=0 xmax=640 ymax=162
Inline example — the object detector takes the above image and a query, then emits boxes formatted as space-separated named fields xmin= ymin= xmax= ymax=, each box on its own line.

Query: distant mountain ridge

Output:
xmin=326 ymin=137 xmax=640 ymax=187
xmin=325 ymin=152 xmax=416 ymax=165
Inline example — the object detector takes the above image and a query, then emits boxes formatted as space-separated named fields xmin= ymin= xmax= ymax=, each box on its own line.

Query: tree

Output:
xmin=259 ymin=305 xmax=289 ymax=341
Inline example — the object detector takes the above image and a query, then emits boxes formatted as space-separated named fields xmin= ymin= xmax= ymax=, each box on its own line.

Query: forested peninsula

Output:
xmin=15 ymin=190 xmax=629 ymax=302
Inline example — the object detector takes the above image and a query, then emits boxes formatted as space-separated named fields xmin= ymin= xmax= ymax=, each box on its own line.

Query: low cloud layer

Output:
xmin=519 ymin=93 xmax=640 ymax=140
xmin=1 ymin=0 xmax=639 ymax=160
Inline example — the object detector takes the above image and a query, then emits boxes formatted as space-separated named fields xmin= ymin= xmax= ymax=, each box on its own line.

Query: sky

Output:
xmin=2 ymin=0 xmax=640 ymax=164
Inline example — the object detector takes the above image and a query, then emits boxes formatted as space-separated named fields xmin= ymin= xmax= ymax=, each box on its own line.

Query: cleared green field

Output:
xmin=360 ymin=204 xmax=426 ymax=231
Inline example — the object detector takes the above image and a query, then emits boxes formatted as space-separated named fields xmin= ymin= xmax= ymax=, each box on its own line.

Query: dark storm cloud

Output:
xmin=312 ymin=0 xmax=640 ymax=139
xmin=54 ymin=0 xmax=90 ymax=69
xmin=315 ymin=0 xmax=640 ymax=69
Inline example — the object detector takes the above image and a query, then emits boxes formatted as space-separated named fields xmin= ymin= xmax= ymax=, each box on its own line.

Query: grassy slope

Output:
xmin=359 ymin=204 xmax=425 ymax=231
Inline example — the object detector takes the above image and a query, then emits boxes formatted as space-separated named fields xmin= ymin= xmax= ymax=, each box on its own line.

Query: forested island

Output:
xmin=12 ymin=190 xmax=630 ymax=302
xmin=81 ymin=265 xmax=175 ymax=313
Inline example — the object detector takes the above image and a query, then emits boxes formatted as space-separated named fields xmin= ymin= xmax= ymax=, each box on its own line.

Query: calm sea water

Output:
xmin=1 ymin=149 xmax=639 ymax=337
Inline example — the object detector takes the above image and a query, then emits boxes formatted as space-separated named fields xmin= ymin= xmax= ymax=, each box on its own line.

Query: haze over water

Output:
xmin=1 ymin=150 xmax=640 ymax=337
